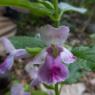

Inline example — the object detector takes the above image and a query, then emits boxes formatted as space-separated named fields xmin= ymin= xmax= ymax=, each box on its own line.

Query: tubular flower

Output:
xmin=0 ymin=37 xmax=29 ymax=75
xmin=26 ymin=25 xmax=76 ymax=85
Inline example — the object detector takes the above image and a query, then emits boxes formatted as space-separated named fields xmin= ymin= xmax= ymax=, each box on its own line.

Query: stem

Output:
xmin=52 ymin=0 xmax=59 ymax=27
xmin=53 ymin=0 xmax=58 ymax=18
xmin=55 ymin=83 xmax=59 ymax=95
xmin=58 ymin=10 xmax=64 ymax=23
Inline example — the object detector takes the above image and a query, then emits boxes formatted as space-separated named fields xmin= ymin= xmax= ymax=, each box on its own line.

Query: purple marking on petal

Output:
xmin=0 ymin=37 xmax=15 ymax=53
xmin=61 ymin=47 xmax=76 ymax=64
xmin=38 ymin=55 xmax=69 ymax=84
xmin=37 ymin=25 xmax=70 ymax=45
xmin=47 ymin=45 xmax=63 ymax=58
xmin=0 ymin=54 xmax=14 ymax=75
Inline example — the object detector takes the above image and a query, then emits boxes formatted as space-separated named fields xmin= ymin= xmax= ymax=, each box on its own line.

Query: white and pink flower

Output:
xmin=26 ymin=25 xmax=76 ymax=85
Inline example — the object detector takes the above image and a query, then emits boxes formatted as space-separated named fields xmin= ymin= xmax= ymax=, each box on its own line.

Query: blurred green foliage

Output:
xmin=32 ymin=90 xmax=48 ymax=95
xmin=65 ymin=45 xmax=95 ymax=84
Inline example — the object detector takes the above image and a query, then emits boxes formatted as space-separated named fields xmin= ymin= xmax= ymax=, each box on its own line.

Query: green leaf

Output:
xmin=72 ymin=46 xmax=95 ymax=71
xmin=28 ymin=2 xmax=52 ymax=16
xmin=58 ymin=2 xmax=87 ymax=13
xmin=0 ymin=0 xmax=52 ymax=17
xmin=64 ymin=45 xmax=95 ymax=84
xmin=5 ymin=92 xmax=10 ymax=95
xmin=64 ymin=59 xmax=87 ymax=84
xmin=43 ymin=84 xmax=54 ymax=90
xmin=32 ymin=90 xmax=48 ymax=95
xmin=12 ymin=80 xmax=20 ymax=84
xmin=10 ymin=36 xmax=46 ymax=49
xmin=38 ymin=0 xmax=54 ymax=9
xmin=24 ymin=84 xmax=30 ymax=92
xmin=26 ymin=47 xmax=42 ymax=56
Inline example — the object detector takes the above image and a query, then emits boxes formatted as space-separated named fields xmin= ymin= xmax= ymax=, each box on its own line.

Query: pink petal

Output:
xmin=11 ymin=84 xmax=24 ymax=95
xmin=25 ymin=63 xmax=38 ymax=79
xmin=13 ymin=49 xmax=30 ymax=59
xmin=31 ymin=78 xmax=40 ymax=87
xmin=25 ymin=63 xmax=41 ymax=86
xmin=31 ymin=49 xmax=47 ymax=65
xmin=0 ymin=37 xmax=15 ymax=53
xmin=38 ymin=55 xmax=69 ymax=84
xmin=61 ymin=48 xmax=76 ymax=64
xmin=37 ymin=25 xmax=70 ymax=45
xmin=11 ymin=83 xmax=30 ymax=95
xmin=0 ymin=54 xmax=14 ymax=75
xmin=24 ymin=92 xmax=30 ymax=95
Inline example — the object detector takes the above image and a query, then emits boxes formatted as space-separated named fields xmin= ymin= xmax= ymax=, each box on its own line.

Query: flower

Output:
xmin=11 ymin=83 xmax=30 ymax=95
xmin=0 ymin=37 xmax=29 ymax=75
xmin=0 ymin=54 xmax=14 ymax=75
xmin=38 ymin=45 xmax=76 ymax=84
xmin=26 ymin=25 xmax=76 ymax=85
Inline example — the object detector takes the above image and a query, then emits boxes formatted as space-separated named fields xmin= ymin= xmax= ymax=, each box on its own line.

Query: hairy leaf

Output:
xmin=72 ymin=46 xmax=95 ymax=71
xmin=10 ymin=36 xmax=46 ymax=49
xmin=0 ymin=0 xmax=52 ymax=17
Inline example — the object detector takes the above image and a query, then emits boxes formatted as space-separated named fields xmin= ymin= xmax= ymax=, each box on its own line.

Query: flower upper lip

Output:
xmin=37 ymin=24 xmax=70 ymax=46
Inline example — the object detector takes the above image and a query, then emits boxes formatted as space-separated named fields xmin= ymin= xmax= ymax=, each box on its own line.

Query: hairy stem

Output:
xmin=52 ymin=0 xmax=59 ymax=27
xmin=55 ymin=83 xmax=59 ymax=95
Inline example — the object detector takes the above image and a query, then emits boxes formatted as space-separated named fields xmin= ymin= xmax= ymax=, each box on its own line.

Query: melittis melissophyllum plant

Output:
xmin=0 ymin=0 xmax=87 ymax=26
xmin=0 ymin=37 xmax=29 ymax=76
xmin=25 ymin=25 xmax=76 ymax=95
xmin=0 ymin=0 xmax=87 ymax=95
